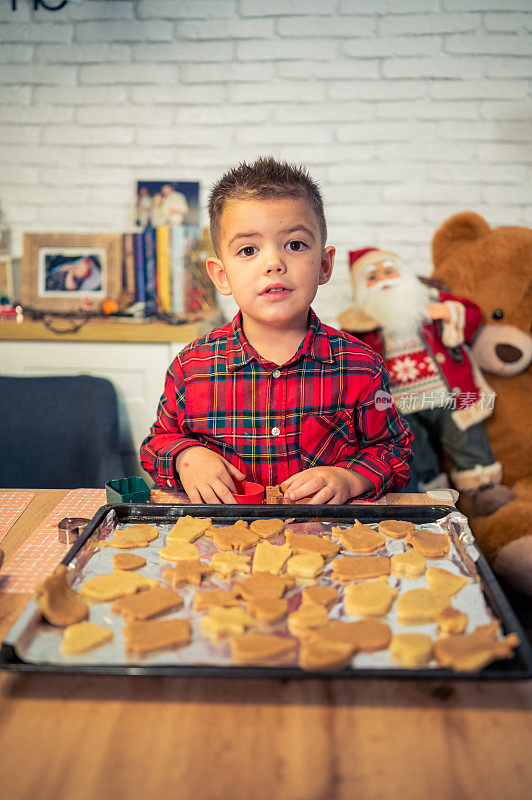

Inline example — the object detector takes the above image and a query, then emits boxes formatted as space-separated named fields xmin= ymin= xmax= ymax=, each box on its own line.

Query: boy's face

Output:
xmin=207 ymin=196 xmax=334 ymax=335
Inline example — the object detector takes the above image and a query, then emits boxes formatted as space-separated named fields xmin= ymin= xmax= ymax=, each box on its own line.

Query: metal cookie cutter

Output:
xmin=57 ymin=517 xmax=90 ymax=545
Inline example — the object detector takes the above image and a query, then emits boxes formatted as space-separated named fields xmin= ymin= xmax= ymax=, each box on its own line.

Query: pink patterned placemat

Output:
xmin=0 ymin=491 xmax=36 ymax=544
xmin=150 ymin=488 xmax=190 ymax=504
xmin=0 ymin=488 xmax=106 ymax=594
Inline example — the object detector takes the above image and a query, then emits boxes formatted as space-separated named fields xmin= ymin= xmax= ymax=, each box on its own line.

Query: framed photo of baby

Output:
xmin=21 ymin=233 xmax=122 ymax=312
xmin=135 ymin=180 xmax=200 ymax=229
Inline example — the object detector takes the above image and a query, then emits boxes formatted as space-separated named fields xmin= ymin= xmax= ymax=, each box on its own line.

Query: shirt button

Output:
xmin=271 ymin=426 xmax=281 ymax=436
xmin=435 ymin=352 xmax=445 ymax=364
xmin=272 ymin=369 xmax=281 ymax=379
xmin=452 ymin=387 xmax=461 ymax=396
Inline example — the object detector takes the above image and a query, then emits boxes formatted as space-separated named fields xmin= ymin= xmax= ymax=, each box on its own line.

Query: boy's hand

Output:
xmin=175 ymin=447 xmax=246 ymax=504
xmin=282 ymin=467 xmax=374 ymax=505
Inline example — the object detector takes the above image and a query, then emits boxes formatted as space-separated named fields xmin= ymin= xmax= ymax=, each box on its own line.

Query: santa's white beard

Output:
xmin=354 ymin=270 xmax=431 ymax=340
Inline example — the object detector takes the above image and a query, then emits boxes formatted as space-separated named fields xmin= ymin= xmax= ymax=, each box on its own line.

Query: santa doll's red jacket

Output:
xmin=347 ymin=289 xmax=493 ymax=431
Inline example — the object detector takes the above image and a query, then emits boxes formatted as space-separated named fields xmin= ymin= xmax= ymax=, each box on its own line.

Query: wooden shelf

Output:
xmin=0 ymin=317 xmax=203 ymax=344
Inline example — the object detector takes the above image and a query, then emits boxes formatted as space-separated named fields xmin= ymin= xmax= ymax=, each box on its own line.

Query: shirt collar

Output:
xmin=226 ymin=309 xmax=334 ymax=372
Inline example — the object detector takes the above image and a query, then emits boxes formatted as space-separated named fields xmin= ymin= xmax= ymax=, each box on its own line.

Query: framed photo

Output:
xmin=135 ymin=180 xmax=200 ymax=228
xmin=0 ymin=255 xmax=14 ymax=302
xmin=21 ymin=233 xmax=122 ymax=312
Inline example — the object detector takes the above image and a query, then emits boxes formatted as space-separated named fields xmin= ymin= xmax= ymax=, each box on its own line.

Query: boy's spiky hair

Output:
xmin=208 ymin=156 xmax=327 ymax=255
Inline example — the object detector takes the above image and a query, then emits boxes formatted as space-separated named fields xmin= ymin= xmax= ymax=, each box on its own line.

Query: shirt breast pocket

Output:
xmin=299 ymin=410 xmax=355 ymax=469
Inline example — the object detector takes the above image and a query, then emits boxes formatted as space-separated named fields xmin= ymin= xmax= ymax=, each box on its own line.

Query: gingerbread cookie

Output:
xmin=285 ymin=530 xmax=339 ymax=559
xmin=405 ymin=529 xmax=450 ymax=558
xmin=167 ymin=515 xmax=212 ymax=543
xmin=231 ymin=633 xmax=297 ymax=664
xmin=112 ymin=553 xmax=146 ymax=571
xmin=312 ymin=619 xmax=392 ymax=653
xmin=345 ymin=577 xmax=397 ymax=618
xmin=288 ymin=603 xmax=329 ymax=638
xmin=211 ymin=551 xmax=251 ymax=577
xmin=300 ymin=638 xmax=354 ymax=670
xmin=200 ymin=606 xmax=256 ymax=642
xmin=111 ymin=586 xmax=183 ymax=621
xmin=81 ymin=570 xmax=159 ymax=602
xmin=332 ymin=523 xmax=386 ymax=553
xmin=159 ymin=541 xmax=200 ymax=563
xmin=252 ymin=541 xmax=291 ymax=575
xmin=233 ymin=573 xmax=295 ymax=600
xmin=60 ymin=621 xmax=113 ymax=655
xmin=434 ymin=622 xmax=519 ymax=672
xmin=246 ymin=596 xmax=288 ymax=624
xmin=301 ymin=585 xmax=338 ymax=609
xmin=162 ymin=560 xmax=213 ymax=588
xmin=332 ymin=556 xmax=391 ymax=583
xmin=204 ymin=520 xmax=248 ymax=539
xmin=249 ymin=518 xmax=285 ymax=539
xmin=391 ymin=549 xmax=426 ymax=579
xmin=264 ymin=485 xmax=284 ymax=504
xmin=100 ymin=524 xmax=159 ymax=549
xmin=36 ymin=565 xmax=89 ymax=627
xmin=193 ymin=589 xmax=240 ymax=611
xmin=438 ymin=606 xmax=469 ymax=636
xmin=396 ymin=588 xmax=451 ymax=625
xmin=212 ymin=527 xmax=259 ymax=552
xmin=286 ymin=553 xmax=324 ymax=579
xmin=390 ymin=633 xmax=433 ymax=667
xmin=124 ymin=618 xmax=191 ymax=655
xmin=426 ymin=567 xmax=468 ymax=597
xmin=377 ymin=519 xmax=415 ymax=539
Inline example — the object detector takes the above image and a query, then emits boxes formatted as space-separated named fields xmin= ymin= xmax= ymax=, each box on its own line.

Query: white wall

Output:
xmin=1 ymin=0 xmax=531 ymax=325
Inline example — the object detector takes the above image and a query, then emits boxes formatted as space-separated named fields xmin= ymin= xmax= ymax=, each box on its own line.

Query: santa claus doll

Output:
xmin=338 ymin=247 xmax=514 ymax=515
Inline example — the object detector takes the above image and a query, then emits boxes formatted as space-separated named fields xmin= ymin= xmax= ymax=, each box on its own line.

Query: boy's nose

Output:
xmin=264 ymin=250 xmax=287 ymax=273
xmin=266 ymin=262 xmax=284 ymax=273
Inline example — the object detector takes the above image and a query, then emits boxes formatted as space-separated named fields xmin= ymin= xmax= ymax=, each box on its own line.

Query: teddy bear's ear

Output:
xmin=432 ymin=211 xmax=491 ymax=266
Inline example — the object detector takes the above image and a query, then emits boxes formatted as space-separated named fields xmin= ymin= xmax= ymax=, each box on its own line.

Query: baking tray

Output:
xmin=1 ymin=503 xmax=531 ymax=680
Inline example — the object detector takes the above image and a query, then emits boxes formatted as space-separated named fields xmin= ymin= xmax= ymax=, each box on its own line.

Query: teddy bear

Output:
xmin=431 ymin=211 xmax=532 ymax=595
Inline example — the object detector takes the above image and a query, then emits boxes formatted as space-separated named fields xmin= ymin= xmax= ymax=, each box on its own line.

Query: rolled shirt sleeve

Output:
xmin=139 ymin=358 xmax=205 ymax=489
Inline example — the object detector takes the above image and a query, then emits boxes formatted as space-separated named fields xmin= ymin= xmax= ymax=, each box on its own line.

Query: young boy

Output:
xmin=140 ymin=157 xmax=412 ymax=504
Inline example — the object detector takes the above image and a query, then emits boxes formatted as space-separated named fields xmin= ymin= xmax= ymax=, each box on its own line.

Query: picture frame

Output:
xmin=21 ymin=233 xmax=122 ymax=312
xmin=0 ymin=255 xmax=14 ymax=302
xmin=135 ymin=180 xmax=200 ymax=228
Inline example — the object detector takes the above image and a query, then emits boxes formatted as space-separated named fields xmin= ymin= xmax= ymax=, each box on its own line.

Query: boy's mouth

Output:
xmin=260 ymin=283 xmax=291 ymax=295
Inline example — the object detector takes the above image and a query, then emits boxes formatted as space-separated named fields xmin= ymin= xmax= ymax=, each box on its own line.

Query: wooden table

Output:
xmin=1 ymin=490 xmax=531 ymax=800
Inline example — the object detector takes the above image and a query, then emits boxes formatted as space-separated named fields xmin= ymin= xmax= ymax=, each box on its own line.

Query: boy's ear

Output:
xmin=318 ymin=245 xmax=335 ymax=285
xmin=206 ymin=257 xmax=232 ymax=296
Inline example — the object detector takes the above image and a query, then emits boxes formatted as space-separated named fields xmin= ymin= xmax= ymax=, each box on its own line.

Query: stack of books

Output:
xmin=121 ymin=224 xmax=217 ymax=316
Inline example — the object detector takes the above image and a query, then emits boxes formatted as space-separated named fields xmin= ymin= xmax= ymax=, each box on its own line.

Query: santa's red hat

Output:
xmin=348 ymin=247 xmax=378 ymax=270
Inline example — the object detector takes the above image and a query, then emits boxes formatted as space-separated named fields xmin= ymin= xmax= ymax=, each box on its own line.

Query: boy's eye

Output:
xmin=237 ymin=245 xmax=258 ymax=257
xmin=367 ymin=272 xmax=377 ymax=282
xmin=286 ymin=240 xmax=307 ymax=252
xmin=384 ymin=267 xmax=395 ymax=276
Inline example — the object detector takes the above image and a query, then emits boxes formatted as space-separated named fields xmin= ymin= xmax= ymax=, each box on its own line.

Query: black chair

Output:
xmin=0 ymin=374 xmax=129 ymax=489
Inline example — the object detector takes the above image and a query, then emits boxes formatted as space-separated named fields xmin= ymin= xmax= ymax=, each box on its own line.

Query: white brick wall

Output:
xmin=0 ymin=0 xmax=531 ymax=326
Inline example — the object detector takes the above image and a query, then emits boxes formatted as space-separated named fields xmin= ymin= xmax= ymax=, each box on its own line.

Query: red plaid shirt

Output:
xmin=140 ymin=310 xmax=413 ymax=499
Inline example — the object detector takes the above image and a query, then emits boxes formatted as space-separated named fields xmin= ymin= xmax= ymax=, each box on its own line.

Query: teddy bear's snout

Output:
xmin=495 ymin=343 xmax=523 ymax=363
xmin=472 ymin=323 xmax=532 ymax=376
